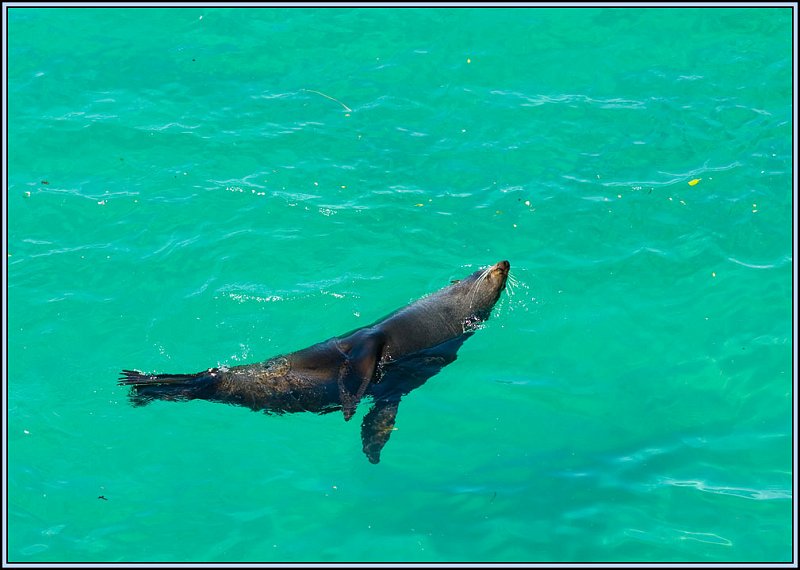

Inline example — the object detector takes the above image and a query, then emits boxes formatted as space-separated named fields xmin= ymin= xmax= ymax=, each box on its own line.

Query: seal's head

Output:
xmin=361 ymin=260 xmax=511 ymax=360
xmin=455 ymin=260 xmax=510 ymax=323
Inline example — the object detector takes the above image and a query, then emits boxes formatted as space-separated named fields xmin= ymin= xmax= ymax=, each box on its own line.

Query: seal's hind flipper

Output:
xmin=337 ymin=330 xmax=386 ymax=422
xmin=118 ymin=370 xmax=205 ymax=386
xmin=118 ymin=369 xmax=219 ymax=406
xmin=361 ymin=399 xmax=400 ymax=464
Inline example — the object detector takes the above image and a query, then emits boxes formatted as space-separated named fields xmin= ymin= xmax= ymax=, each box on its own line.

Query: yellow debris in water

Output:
xmin=415 ymin=203 xmax=424 ymax=207
xmin=688 ymin=178 xmax=701 ymax=186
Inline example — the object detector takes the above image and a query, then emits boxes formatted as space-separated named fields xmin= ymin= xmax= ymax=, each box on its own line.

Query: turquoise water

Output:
xmin=5 ymin=6 xmax=794 ymax=563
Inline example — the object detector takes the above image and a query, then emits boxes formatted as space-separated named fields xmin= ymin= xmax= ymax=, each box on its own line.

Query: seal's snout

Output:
xmin=459 ymin=261 xmax=510 ymax=288
xmin=485 ymin=260 xmax=510 ymax=292
xmin=490 ymin=260 xmax=510 ymax=280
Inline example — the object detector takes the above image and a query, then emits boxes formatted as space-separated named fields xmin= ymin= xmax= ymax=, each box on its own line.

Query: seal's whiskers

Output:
xmin=505 ymin=274 xmax=520 ymax=296
xmin=467 ymin=265 xmax=492 ymax=310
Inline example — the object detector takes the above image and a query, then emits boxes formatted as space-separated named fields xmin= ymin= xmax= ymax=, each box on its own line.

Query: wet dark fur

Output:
xmin=120 ymin=260 xmax=509 ymax=463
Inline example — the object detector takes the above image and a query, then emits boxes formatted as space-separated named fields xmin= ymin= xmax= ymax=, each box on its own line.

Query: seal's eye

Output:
xmin=450 ymin=279 xmax=461 ymax=284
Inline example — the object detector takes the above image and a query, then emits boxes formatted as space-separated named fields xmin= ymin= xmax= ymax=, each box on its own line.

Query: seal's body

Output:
xmin=120 ymin=260 xmax=509 ymax=463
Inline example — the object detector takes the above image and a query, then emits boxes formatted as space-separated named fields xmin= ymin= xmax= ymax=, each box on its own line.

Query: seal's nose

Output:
xmin=496 ymin=260 xmax=510 ymax=272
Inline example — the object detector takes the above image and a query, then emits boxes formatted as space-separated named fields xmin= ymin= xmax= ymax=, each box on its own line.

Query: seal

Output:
xmin=119 ymin=260 xmax=510 ymax=463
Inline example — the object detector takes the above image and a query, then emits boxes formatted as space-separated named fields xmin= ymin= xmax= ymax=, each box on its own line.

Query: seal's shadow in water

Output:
xmin=120 ymin=260 xmax=509 ymax=464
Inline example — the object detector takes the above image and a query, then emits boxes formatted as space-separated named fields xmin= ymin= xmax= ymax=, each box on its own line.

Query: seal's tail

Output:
xmin=118 ymin=369 xmax=219 ymax=406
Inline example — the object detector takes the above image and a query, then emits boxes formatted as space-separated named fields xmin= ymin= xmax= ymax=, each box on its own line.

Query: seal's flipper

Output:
xmin=118 ymin=369 xmax=220 ymax=406
xmin=337 ymin=330 xmax=386 ymax=421
xmin=361 ymin=399 xmax=400 ymax=464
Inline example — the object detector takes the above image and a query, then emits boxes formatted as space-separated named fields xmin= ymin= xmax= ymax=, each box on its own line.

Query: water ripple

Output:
xmin=658 ymin=478 xmax=791 ymax=501
xmin=489 ymin=89 xmax=648 ymax=110
xmin=727 ymin=256 xmax=789 ymax=270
